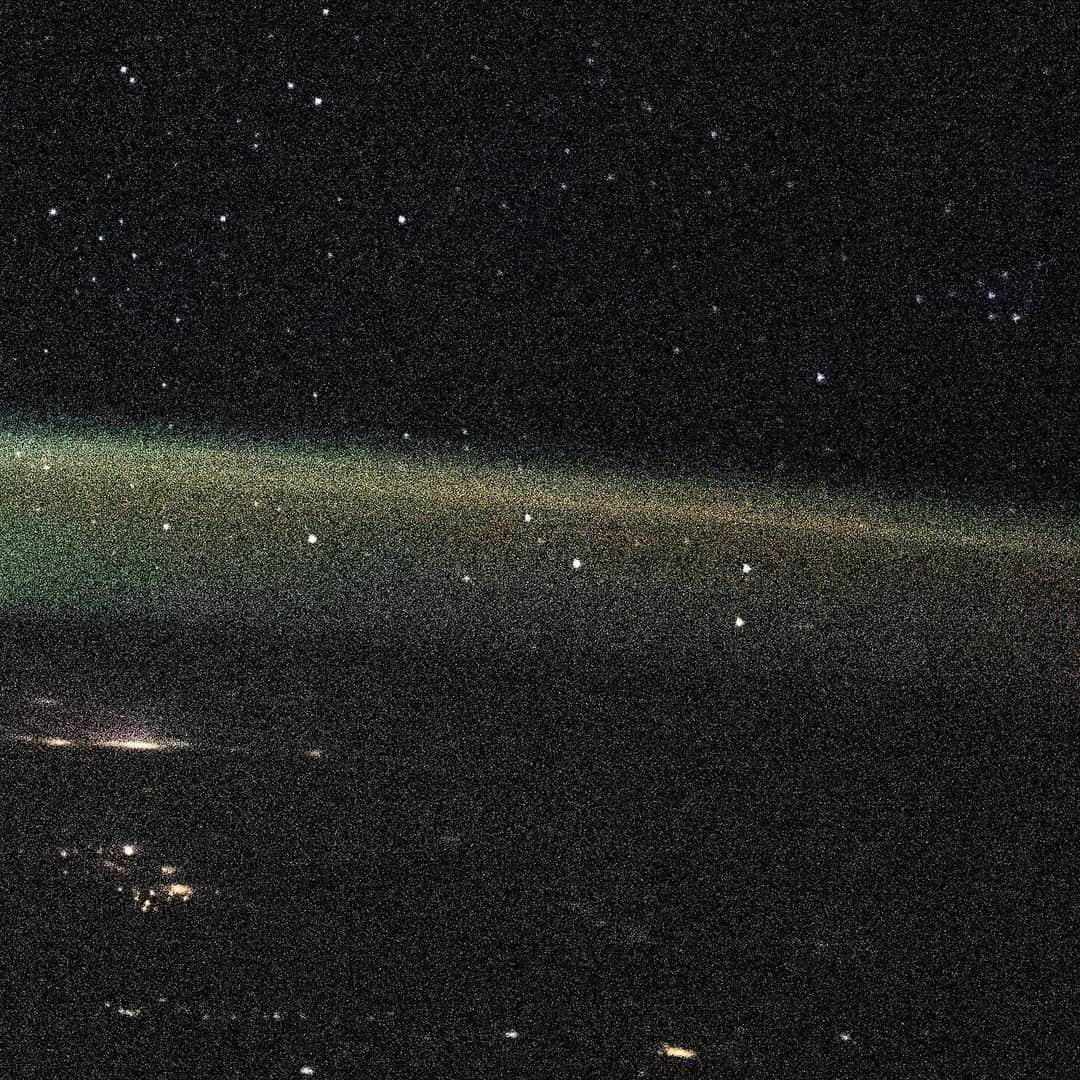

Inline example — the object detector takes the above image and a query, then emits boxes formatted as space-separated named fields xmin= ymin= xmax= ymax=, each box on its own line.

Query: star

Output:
xmin=571 ymin=557 xmax=583 ymax=570
xmin=307 ymin=533 xmax=318 ymax=544
xmin=734 ymin=615 xmax=745 ymax=627
xmin=397 ymin=214 xmax=407 ymax=224
xmin=741 ymin=563 xmax=752 ymax=574
xmin=48 ymin=207 xmax=58 ymax=217
xmin=313 ymin=96 xmax=323 ymax=106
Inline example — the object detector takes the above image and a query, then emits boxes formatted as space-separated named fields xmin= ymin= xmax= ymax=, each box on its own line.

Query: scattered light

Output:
xmin=1012 ymin=312 xmax=1021 ymax=322
xmin=300 ymin=1069 xmax=315 ymax=1077
xmin=504 ymin=1030 xmax=520 ymax=1040
xmin=816 ymin=371 xmax=826 ymax=383
xmin=162 ymin=522 xmax=171 ymax=531
xmin=306 ymin=748 xmax=324 ymax=760
xmin=839 ymin=1032 xmax=853 ymax=1044
xmin=161 ymin=865 xmax=177 ymax=876
xmin=122 ymin=845 xmax=136 ymax=857
xmin=59 ymin=849 xmax=69 ymax=859
xmin=166 ymin=883 xmax=193 ymax=900
xmin=660 ymin=1044 xmax=697 ymax=1060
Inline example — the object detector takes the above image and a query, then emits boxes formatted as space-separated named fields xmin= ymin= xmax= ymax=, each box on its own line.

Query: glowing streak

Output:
xmin=660 ymin=1044 xmax=697 ymax=1060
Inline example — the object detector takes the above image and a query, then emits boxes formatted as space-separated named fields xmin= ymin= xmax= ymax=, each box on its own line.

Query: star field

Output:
xmin=3 ymin=4 xmax=1076 ymax=492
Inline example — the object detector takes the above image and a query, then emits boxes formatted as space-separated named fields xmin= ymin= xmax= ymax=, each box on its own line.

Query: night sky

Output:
xmin=5 ymin=4 xmax=1076 ymax=493
xmin=4 ymin=9 xmax=1080 ymax=1075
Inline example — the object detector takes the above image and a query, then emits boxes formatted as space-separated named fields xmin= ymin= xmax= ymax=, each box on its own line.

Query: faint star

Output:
xmin=48 ymin=207 xmax=58 ymax=217
xmin=734 ymin=615 xmax=745 ymax=628
xmin=742 ymin=563 xmax=752 ymax=574
xmin=816 ymin=372 xmax=826 ymax=383
xmin=397 ymin=214 xmax=406 ymax=224
xmin=313 ymin=96 xmax=323 ymax=106
xmin=571 ymin=558 xmax=583 ymax=570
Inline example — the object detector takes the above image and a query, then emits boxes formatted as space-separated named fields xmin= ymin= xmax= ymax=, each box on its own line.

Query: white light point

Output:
xmin=741 ymin=563 xmax=752 ymax=575
xmin=1012 ymin=312 xmax=1021 ymax=322
xmin=571 ymin=558 xmax=583 ymax=570
xmin=504 ymin=1029 xmax=520 ymax=1040
xmin=300 ymin=1069 xmax=315 ymax=1077
xmin=397 ymin=214 xmax=407 ymax=224
xmin=816 ymin=371 xmax=826 ymax=383
xmin=287 ymin=81 xmax=295 ymax=90
xmin=122 ymin=845 xmax=136 ymax=857
xmin=218 ymin=214 xmax=227 ymax=223
xmin=313 ymin=96 xmax=323 ymax=106
xmin=734 ymin=615 xmax=745 ymax=628
xmin=48 ymin=207 xmax=58 ymax=217
xmin=162 ymin=522 xmax=171 ymax=531
xmin=523 ymin=512 xmax=532 ymax=523
xmin=307 ymin=533 xmax=318 ymax=545
xmin=839 ymin=1032 xmax=853 ymax=1044
xmin=120 ymin=66 xmax=128 ymax=74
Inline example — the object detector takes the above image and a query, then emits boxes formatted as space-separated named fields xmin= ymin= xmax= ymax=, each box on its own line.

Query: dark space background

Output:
xmin=2 ymin=2 xmax=1076 ymax=494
